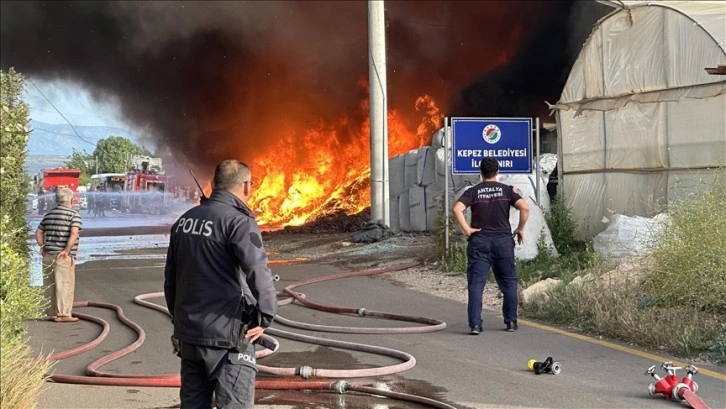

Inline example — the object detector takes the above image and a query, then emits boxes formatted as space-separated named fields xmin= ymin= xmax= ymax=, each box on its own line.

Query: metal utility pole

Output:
xmin=368 ymin=0 xmax=389 ymax=225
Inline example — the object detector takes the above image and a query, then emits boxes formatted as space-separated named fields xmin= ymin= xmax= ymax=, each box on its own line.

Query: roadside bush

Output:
xmin=0 ymin=220 xmax=47 ymax=341
xmin=431 ymin=200 xmax=468 ymax=272
xmin=523 ymin=179 xmax=726 ymax=363
xmin=644 ymin=179 xmax=726 ymax=313
xmin=517 ymin=206 xmax=599 ymax=286
xmin=545 ymin=196 xmax=580 ymax=257
xmin=1 ymin=68 xmax=49 ymax=409
xmin=521 ymin=281 xmax=724 ymax=358
xmin=1 ymin=68 xmax=31 ymax=255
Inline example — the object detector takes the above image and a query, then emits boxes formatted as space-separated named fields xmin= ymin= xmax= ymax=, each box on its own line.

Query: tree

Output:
xmin=93 ymin=136 xmax=149 ymax=173
xmin=65 ymin=149 xmax=94 ymax=185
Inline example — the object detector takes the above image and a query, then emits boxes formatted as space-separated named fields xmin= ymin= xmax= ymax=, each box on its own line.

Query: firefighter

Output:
xmin=164 ymin=159 xmax=277 ymax=408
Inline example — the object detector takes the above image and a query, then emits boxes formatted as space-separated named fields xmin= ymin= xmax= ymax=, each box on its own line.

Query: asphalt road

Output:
xmin=24 ymin=218 xmax=726 ymax=409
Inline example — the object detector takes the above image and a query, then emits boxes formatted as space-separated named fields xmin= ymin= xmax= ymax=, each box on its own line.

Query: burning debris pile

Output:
xmin=278 ymin=209 xmax=372 ymax=235
xmin=1 ymin=1 xmax=610 ymax=230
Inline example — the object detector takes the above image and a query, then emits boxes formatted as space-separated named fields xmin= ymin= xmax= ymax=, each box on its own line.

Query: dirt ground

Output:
xmin=262 ymin=231 xmax=504 ymax=310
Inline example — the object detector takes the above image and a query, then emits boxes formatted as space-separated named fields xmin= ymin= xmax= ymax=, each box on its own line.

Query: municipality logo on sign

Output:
xmin=482 ymin=124 xmax=501 ymax=144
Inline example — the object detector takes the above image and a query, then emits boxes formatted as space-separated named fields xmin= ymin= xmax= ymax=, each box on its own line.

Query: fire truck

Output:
xmin=122 ymin=156 xmax=176 ymax=214
xmin=34 ymin=167 xmax=82 ymax=211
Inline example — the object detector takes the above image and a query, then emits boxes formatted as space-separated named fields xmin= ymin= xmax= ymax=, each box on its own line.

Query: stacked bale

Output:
xmin=385 ymin=128 xmax=558 ymax=261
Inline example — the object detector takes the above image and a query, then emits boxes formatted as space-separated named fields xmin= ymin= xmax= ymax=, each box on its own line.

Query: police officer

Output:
xmin=452 ymin=157 xmax=529 ymax=335
xmin=164 ymin=159 xmax=277 ymax=408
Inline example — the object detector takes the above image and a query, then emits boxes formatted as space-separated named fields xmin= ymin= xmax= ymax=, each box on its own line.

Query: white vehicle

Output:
xmin=26 ymin=193 xmax=38 ymax=211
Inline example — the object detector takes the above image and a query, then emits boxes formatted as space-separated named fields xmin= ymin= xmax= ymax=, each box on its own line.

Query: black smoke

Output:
xmin=1 ymin=1 xmax=610 ymax=178
xmin=450 ymin=1 xmax=612 ymax=118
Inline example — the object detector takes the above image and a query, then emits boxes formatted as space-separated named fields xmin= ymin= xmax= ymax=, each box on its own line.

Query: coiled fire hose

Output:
xmin=45 ymin=262 xmax=457 ymax=409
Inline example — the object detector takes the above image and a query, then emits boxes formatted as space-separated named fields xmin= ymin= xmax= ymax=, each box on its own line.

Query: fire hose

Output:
xmin=45 ymin=262 xmax=458 ymax=408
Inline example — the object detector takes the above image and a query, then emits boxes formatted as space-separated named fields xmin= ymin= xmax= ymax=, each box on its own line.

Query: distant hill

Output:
xmin=25 ymin=155 xmax=69 ymax=176
xmin=27 ymin=120 xmax=144 ymax=156
xmin=25 ymin=120 xmax=146 ymax=175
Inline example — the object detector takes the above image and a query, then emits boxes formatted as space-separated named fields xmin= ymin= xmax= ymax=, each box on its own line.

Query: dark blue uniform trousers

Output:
xmin=466 ymin=234 xmax=518 ymax=328
xmin=180 ymin=342 xmax=257 ymax=409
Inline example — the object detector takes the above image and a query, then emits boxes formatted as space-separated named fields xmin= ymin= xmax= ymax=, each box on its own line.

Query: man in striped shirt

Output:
xmin=35 ymin=187 xmax=83 ymax=323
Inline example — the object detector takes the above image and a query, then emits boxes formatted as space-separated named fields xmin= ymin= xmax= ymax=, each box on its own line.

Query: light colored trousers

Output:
xmin=42 ymin=254 xmax=76 ymax=317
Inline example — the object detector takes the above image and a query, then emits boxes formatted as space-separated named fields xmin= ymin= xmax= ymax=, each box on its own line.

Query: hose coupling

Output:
xmin=331 ymin=380 xmax=350 ymax=394
xmin=672 ymin=383 xmax=690 ymax=401
xmin=357 ymin=308 xmax=368 ymax=317
xmin=295 ymin=366 xmax=314 ymax=379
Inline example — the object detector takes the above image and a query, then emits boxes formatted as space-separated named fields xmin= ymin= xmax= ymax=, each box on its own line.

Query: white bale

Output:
xmin=398 ymin=191 xmax=411 ymax=232
xmin=434 ymin=147 xmax=480 ymax=191
xmin=434 ymin=147 xmax=449 ymax=185
xmin=511 ymin=196 xmax=558 ymax=261
xmin=388 ymin=155 xmax=406 ymax=198
xmin=404 ymin=149 xmax=418 ymax=188
xmin=425 ymin=184 xmax=445 ymax=231
xmin=452 ymin=176 xmax=557 ymax=261
xmin=538 ymin=153 xmax=558 ymax=175
xmin=498 ymin=173 xmax=551 ymax=213
xmin=494 ymin=174 xmax=557 ymax=261
xmin=417 ymin=146 xmax=437 ymax=187
xmin=388 ymin=195 xmax=400 ymax=233
xmin=592 ymin=213 xmax=668 ymax=264
xmin=408 ymin=185 xmax=427 ymax=232
xmin=431 ymin=127 xmax=451 ymax=150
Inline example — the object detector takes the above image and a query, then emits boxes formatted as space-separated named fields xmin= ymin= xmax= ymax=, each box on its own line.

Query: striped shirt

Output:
xmin=38 ymin=205 xmax=82 ymax=257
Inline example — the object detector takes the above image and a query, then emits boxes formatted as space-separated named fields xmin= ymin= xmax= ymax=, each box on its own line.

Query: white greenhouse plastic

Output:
xmin=552 ymin=1 xmax=726 ymax=239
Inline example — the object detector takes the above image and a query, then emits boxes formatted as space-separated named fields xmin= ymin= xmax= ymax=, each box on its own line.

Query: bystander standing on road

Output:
xmin=452 ymin=157 xmax=529 ymax=335
xmin=164 ymin=159 xmax=277 ymax=409
xmin=35 ymin=187 xmax=82 ymax=323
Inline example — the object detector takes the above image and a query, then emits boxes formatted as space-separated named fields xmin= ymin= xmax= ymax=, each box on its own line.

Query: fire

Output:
xmin=247 ymin=94 xmax=442 ymax=228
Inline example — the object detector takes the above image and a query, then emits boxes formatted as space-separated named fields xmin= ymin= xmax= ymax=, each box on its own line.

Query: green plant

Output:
xmin=1 ymin=68 xmax=30 ymax=256
xmin=546 ymin=196 xmax=582 ymax=258
xmin=0 ymin=226 xmax=47 ymax=342
xmin=516 ymin=232 xmax=555 ymax=286
xmin=1 ymin=68 xmax=49 ymax=409
xmin=0 ymin=339 xmax=52 ymax=409
xmin=521 ymin=280 xmax=724 ymax=360
xmin=517 ymin=232 xmax=600 ymax=287
xmin=443 ymin=240 xmax=468 ymax=273
xmin=701 ymin=327 xmax=726 ymax=365
xmin=644 ymin=179 xmax=726 ymax=313
xmin=431 ymin=198 xmax=468 ymax=273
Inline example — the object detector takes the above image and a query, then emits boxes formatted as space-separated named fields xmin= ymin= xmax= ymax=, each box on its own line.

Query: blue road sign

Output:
xmin=451 ymin=117 xmax=532 ymax=174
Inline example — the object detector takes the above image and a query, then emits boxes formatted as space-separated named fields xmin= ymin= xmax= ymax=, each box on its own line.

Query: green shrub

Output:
xmin=644 ymin=180 xmax=726 ymax=313
xmin=1 ymin=68 xmax=48 ymax=409
xmin=1 ymin=68 xmax=31 ymax=256
xmin=431 ymin=199 xmax=468 ymax=273
xmin=522 ymin=281 xmax=724 ymax=358
xmin=0 ymin=221 xmax=47 ymax=342
xmin=546 ymin=196 xmax=582 ymax=258
xmin=517 ymin=231 xmax=599 ymax=287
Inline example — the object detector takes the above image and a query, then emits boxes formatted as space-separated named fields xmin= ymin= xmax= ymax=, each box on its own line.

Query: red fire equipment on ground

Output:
xmin=645 ymin=362 xmax=710 ymax=409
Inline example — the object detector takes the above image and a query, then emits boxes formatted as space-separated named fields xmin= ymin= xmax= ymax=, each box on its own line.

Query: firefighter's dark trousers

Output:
xmin=180 ymin=342 xmax=257 ymax=409
xmin=466 ymin=233 xmax=518 ymax=328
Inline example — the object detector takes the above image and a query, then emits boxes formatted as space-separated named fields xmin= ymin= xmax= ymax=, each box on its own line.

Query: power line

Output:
xmin=31 ymin=126 xmax=153 ymax=141
xmin=27 ymin=78 xmax=96 ymax=146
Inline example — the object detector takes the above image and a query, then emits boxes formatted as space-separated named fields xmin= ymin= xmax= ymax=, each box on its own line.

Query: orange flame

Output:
xmin=246 ymin=94 xmax=441 ymax=228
